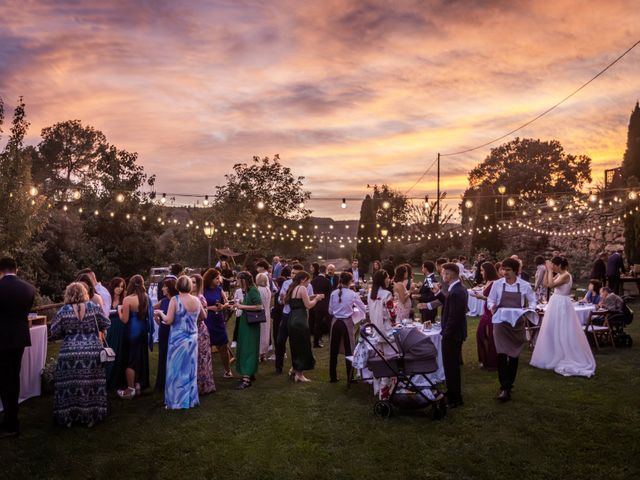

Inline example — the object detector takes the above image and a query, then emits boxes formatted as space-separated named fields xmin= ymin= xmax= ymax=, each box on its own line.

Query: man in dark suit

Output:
xmin=0 ymin=257 xmax=36 ymax=437
xmin=606 ymin=250 xmax=625 ymax=295
xmin=591 ymin=252 xmax=608 ymax=286
xmin=326 ymin=264 xmax=339 ymax=291
xmin=347 ymin=259 xmax=365 ymax=286
xmin=416 ymin=261 xmax=438 ymax=322
xmin=310 ymin=265 xmax=332 ymax=347
xmin=432 ymin=263 xmax=468 ymax=408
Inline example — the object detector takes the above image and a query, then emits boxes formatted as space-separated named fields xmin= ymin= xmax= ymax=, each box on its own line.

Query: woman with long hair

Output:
xmin=117 ymin=275 xmax=152 ymax=399
xmin=328 ymin=272 xmax=366 ymax=383
xmin=156 ymin=276 xmax=202 ymax=409
xmin=154 ymin=277 xmax=178 ymax=392
xmin=202 ymin=268 xmax=233 ymax=378
xmin=393 ymin=265 xmax=412 ymax=321
xmin=234 ymin=272 xmax=264 ymax=389
xmin=530 ymin=257 xmax=596 ymax=377
xmin=285 ymin=271 xmax=324 ymax=382
xmin=50 ymin=282 xmax=110 ymax=427
xmin=472 ymin=262 xmax=500 ymax=370
xmin=191 ymin=273 xmax=215 ymax=394
xmin=76 ymin=272 xmax=104 ymax=311
xmin=368 ymin=270 xmax=396 ymax=332
xmin=105 ymin=277 xmax=127 ymax=389
xmin=256 ymin=272 xmax=273 ymax=362
xmin=371 ymin=260 xmax=382 ymax=276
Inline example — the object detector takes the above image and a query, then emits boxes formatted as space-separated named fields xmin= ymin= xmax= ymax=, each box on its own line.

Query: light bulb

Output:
xmin=341 ymin=198 xmax=347 ymax=209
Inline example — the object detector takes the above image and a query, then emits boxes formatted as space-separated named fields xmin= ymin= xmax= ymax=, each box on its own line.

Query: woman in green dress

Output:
xmin=285 ymin=271 xmax=325 ymax=382
xmin=234 ymin=272 xmax=264 ymax=390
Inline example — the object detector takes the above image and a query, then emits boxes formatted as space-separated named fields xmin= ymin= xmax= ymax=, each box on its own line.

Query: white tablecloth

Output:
xmin=537 ymin=303 xmax=596 ymax=326
xmin=0 ymin=325 xmax=48 ymax=412
xmin=467 ymin=290 xmax=485 ymax=316
xmin=492 ymin=308 xmax=539 ymax=327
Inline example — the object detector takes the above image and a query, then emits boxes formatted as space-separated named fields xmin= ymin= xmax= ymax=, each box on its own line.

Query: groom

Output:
xmin=429 ymin=263 xmax=468 ymax=408
xmin=487 ymin=257 xmax=537 ymax=402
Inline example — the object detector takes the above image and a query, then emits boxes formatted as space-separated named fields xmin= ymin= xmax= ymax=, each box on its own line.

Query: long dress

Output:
xmin=50 ymin=302 xmax=110 ymax=426
xmin=203 ymin=287 xmax=228 ymax=347
xmin=236 ymin=286 xmax=262 ymax=376
xmin=476 ymin=282 xmax=498 ymax=370
xmin=258 ymin=285 xmax=272 ymax=356
xmin=197 ymin=294 xmax=215 ymax=394
xmin=155 ymin=296 xmax=171 ymax=391
xmin=530 ymin=275 xmax=596 ymax=377
xmin=125 ymin=308 xmax=151 ymax=389
xmin=105 ymin=309 xmax=126 ymax=389
xmin=394 ymin=284 xmax=413 ymax=321
xmin=165 ymin=296 xmax=200 ymax=409
xmin=288 ymin=297 xmax=316 ymax=371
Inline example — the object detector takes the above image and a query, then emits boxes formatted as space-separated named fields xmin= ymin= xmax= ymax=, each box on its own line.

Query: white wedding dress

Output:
xmin=530 ymin=275 xmax=596 ymax=377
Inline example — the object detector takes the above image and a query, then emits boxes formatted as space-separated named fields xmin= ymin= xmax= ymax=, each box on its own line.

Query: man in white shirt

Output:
xmin=275 ymin=264 xmax=314 ymax=374
xmin=78 ymin=268 xmax=111 ymax=318
xmin=487 ymin=257 xmax=537 ymax=403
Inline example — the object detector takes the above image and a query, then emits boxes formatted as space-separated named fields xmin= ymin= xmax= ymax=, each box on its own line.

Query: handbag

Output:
xmin=245 ymin=308 xmax=267 ymax=324
xmin=94 ymin=314 xmax=116 ymax=363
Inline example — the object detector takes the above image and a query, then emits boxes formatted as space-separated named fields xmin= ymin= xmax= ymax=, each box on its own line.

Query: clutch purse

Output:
xmin=245 ymin=309 xmax=267 ymax=324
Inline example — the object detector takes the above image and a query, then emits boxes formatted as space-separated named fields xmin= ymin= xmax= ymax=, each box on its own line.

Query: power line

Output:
xmin=439 ymin=38 xmax=640 ymax=157
xmin=404 ymin=156 xmax=438 ymax=195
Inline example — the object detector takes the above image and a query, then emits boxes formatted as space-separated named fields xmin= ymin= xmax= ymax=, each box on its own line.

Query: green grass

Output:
xmin=1 ymin=310 xmax=639 ymax=480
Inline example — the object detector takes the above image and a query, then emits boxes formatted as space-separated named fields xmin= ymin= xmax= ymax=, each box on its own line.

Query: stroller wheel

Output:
xmin=432 ymin=398 xmax=448 ymax=420
xmin=374 ymin=400 xmax=392 ymax=419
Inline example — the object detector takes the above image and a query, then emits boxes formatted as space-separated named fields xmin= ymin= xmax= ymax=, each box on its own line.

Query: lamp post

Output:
xmin=498 ymin=185 xmax=506 ymax=220
xmin=203 ymin=225 xmax=215 ymax=267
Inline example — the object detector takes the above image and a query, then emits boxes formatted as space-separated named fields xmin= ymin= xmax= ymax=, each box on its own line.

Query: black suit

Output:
xmin=606 ymin=253 xmax=625 ymax=295
xmin=591 ymin=259 xmax=607 ymax=285
xmin=418 ymin=274 xmax=438 ymax=322
xmin=326 ymin=274 xmax=339 ymax=291
xmin=310 ymin=275 xmax=332 ymax=345
xmin=435 ymin=281 xmax=468 ymax=405
xmin=0 ymin=275 xmax=36 ymax=433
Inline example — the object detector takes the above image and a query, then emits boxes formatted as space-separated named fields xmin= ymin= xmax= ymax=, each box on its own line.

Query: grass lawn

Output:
xmin=1 ymin=308 xmax=639 ymax=480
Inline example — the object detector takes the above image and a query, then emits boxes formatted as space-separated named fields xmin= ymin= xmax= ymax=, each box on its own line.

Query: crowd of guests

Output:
xmin=0 ymin=248 xmax=631 ymax=434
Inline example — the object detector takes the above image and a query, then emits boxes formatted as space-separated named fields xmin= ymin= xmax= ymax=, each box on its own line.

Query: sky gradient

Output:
xmin=1 ymin=0 xmax=639 ymax=218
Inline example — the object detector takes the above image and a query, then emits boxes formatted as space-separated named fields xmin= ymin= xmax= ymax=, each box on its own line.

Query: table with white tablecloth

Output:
xmin=0 ymin=324 xmax=48 ymax=412
xmin=537 ymin=303 xmax=596 ymax=325
xmin=467 ymin=289 xmax=486 ymax=316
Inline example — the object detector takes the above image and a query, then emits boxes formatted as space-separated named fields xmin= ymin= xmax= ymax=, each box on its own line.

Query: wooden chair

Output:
xmin=584 ymin=311 xmax=615 ymax=350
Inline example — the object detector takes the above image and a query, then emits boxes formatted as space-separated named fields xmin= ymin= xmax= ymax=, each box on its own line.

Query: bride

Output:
xmin=530 ymin=256 xmax=596 ymax=377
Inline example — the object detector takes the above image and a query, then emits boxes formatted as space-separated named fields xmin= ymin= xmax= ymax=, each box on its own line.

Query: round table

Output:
xmin=467 ymin=289 xmax=486 ymax=316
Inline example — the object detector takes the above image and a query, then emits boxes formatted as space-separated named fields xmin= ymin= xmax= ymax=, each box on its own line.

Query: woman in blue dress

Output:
xmin=51 ymin=282 xmax=110 ymax=427
xmin=117 ymin=275 xmax=153 ymax=399
xmin=203 ymin=269 xmax=233 ymax=378
xmin=157 ymin=276 xmax=203 ymax=409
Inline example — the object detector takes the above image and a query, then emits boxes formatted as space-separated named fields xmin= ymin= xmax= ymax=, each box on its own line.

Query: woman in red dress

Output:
xmin=473 ymin=262 xmax=500 ymax=370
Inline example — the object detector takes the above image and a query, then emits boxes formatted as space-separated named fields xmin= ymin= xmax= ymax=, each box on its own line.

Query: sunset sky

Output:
xmin=1 ymin=0 xmax=639 ymax=218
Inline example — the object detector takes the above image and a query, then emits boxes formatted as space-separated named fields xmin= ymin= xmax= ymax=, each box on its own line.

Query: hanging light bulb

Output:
xmin=203 ymin=195 xmax=210 ymax=206
xmin=382 ymin=200 xmax=390 ymax=209
xmin=94 ymin=210 xmax=99 ymax=216
xmin=116 ymin=193 xmax=125 ymax=203
xmin=62 ymin=205 xmax=68 ymax=211
xmin=464 ymin=200 xmax=473 ymax=209
xmin=160 ymin=193 xmax=167 ymax=204
xmin=29 ymin=186 xmax=38 ymax=196
xmin=506 ymin=198 xmax=515 ymax=207
xmin=424 ymin=195 xmax=429 ymax=209
xmin=589 ymin=193 xmax=598 ymax=203
xmin=298 ymin=201 xmax=305 ymax=208
xmin=257 ymin=200 xmax=265 ymax=210
xmin=73 ymin=190 xmax=81 ymax=200
xmin=547 ymin=198 xmax=556 ymax=207
xmin=341 ymin=198 xmax=347 ymax=209
xmin=629 ymin=191 xmax=638 ymax=200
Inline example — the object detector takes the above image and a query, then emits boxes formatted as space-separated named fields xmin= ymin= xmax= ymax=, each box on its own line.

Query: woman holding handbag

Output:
xmin=234 ymin=272 xmax=264 ymax=390
xmin=50 ymin=282 xmax=110 ymax=427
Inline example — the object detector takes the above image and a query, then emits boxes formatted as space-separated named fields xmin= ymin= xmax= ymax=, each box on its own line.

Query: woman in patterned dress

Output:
xmin=191 ymin=274 xmax=215 ymax=394
xmin=50 ymin=282 xmax=110 ymax=427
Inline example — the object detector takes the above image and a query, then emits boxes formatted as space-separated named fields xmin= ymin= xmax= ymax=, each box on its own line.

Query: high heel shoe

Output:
xmin=117 ymin=387 xmax=136 ymax=400
xmin=294 ymin=375 xmax=311 ymax=383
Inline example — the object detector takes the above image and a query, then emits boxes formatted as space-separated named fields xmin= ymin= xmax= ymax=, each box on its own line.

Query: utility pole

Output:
xmin=436 ymin=153 xmax=441 ymax=227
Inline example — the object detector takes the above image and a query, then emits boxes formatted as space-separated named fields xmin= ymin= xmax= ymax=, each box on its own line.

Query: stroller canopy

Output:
xmin=394 ymin=328 xmax=438 ymax=359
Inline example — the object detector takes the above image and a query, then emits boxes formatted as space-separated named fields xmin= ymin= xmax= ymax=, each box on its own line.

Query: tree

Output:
xmin=406 ymin=193 xmax=455 ymax=234
xmin=370 ymin=184 xmax=409 ymax=237
xmin=622 ymin=101 xmax=640 ymax=182
xmin=34 ymin=120 xmax=108 ymax=197
xmin=623 ymin=102 xmax=640 ymax=263
xmin=0 ymin=97 xmax=45 ymax=253
xmin=356 ymin=194 xmax=380 ymax=270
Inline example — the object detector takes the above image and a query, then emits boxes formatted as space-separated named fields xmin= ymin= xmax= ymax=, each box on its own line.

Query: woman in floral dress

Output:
xmin=50 ymin=282 xmax=110 ymax=427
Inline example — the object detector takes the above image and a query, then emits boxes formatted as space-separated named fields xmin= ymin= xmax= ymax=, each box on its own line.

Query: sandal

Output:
xmin=236 ymin=379 xmax=252 ymax=390
xmin=223 ymin=371 xmax=234 ymax=379
xmin=117 ymin=387 xmax=136 ymax=400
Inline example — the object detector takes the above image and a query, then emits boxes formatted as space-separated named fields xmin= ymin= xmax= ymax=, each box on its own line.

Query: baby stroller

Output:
xmin=608 ymin=296 xmax=634 ymax=347
xmin=360 ymin=323 xmax=447 ymax=420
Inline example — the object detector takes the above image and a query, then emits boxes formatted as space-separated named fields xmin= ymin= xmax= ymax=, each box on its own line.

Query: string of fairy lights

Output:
xmin=19 ymin=183 xmax=638 ymax=248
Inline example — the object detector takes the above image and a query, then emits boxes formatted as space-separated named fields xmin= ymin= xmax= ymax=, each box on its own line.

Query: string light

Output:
xmin=116 ymin=193 xmax=125 ymax=203
xmin=506 ymin=198 xmax=515 ymax=207
xmin=160 ymin=193 xmax=167 ymax=204
xmin=464 ymin=200 xmax=473 ymax=209
xmin=29 ymin=186 xmax=38 ymax=196
xmin=341 ymin=198 xmax=347 ymax=209
xmin=257 ymin=200 xmax=265 ymax=210
xmin=203 ymin=195 xmax=209 ymax=207
xmin=73 ymin=190 xmax=81 ymax=200
xmin=382 ymin=201 xmax=390 ymax=209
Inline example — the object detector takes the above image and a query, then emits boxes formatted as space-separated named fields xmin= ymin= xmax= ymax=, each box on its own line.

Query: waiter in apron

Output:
xmin=487 ymin=258 xmax=537 ymax=403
